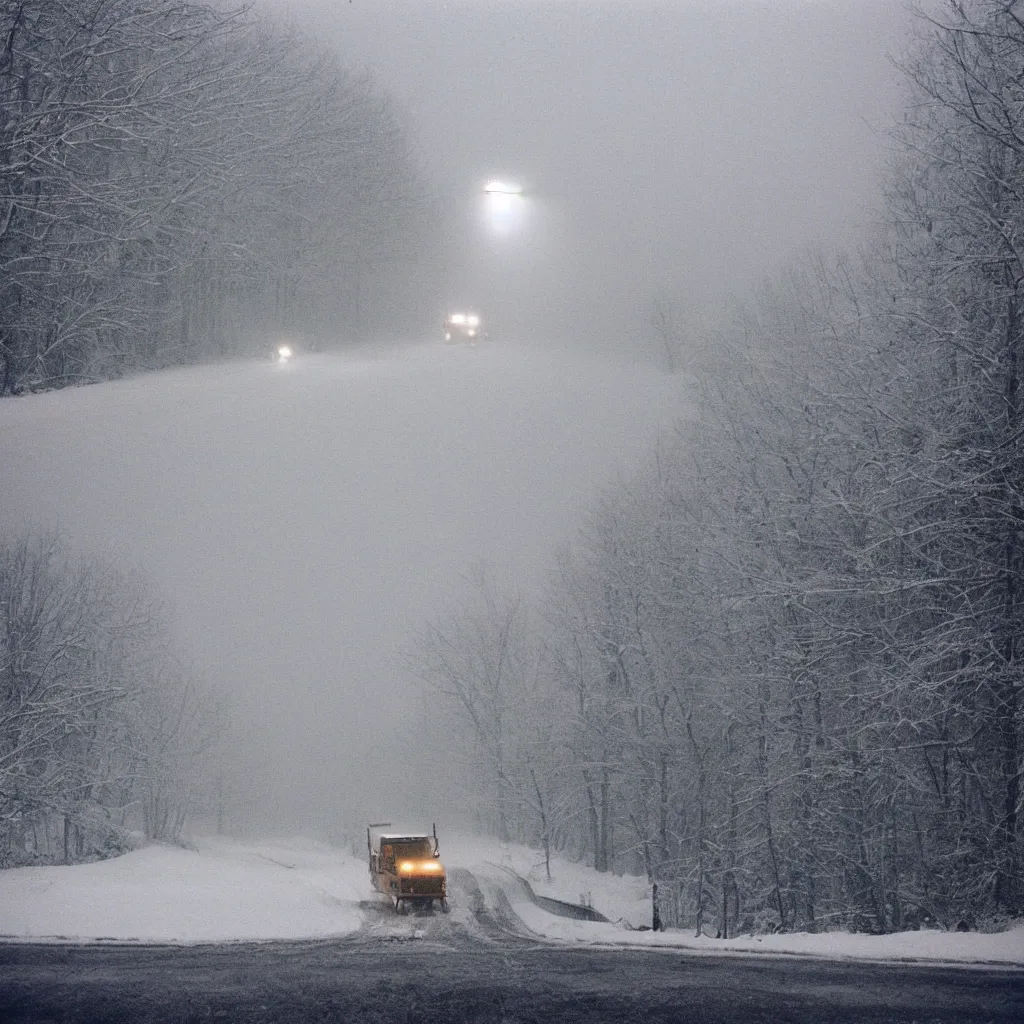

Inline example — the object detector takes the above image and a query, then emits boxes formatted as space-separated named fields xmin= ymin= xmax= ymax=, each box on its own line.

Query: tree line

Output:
xmin=413 ymin=0 xmax=1024 ymax=934
xmin=0 ymin=0 xmax=431 ymax=394
xmin=0 ymin=534 xmax=220 ymax=865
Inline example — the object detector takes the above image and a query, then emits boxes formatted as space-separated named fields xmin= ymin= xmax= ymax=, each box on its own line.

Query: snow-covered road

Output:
xmin=1 ymin=835 xmax=1021 ymax=968
xmin=2 ymin=835 xmax=1023 ymax=1023
xmin=2 ymin=852 xmax=1022 ymax=1024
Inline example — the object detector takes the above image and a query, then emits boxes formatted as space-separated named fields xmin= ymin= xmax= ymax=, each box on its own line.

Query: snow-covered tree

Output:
xmin=0 ymin=533 xmax=220 ymax=864
xmin=0 ymin=1 xmax=432 ymax=393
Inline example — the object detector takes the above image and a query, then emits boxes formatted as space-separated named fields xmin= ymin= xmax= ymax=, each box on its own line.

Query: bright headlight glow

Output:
xmin=484 ymin=180 xmax=522 ymax=195
xmin=277 ymin=345 xmax=292 ymax=358
xmin=468 ymin=329 xmax=476 ymax=337
xmin=450 ymin=313 xmax=467 ymax=325
xmin=467 ymin=315 xmax=480 ymax=326
xmin=398 ymin=860 xmax=443 ymax=874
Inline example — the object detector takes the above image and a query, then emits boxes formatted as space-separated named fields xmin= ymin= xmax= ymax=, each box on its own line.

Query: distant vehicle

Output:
xmin=443 ymin=312 xmax=484 ymax=344
xmin=367 ymin=822 xmax=448 ymax=914
xmin=273 ymin=343 xmax=294 ymax=364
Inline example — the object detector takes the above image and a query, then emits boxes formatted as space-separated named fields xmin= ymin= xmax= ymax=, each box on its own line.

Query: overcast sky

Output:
xmin=258 ymin=0 xmax=910 ymax=351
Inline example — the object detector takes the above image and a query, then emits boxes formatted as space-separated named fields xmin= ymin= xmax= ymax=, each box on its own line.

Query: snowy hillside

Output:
xmin=0 ymin=341 xmax=682 ymax=826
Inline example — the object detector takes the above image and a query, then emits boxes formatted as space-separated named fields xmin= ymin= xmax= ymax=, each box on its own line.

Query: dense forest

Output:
xmin=415 ymin=0 xmax=1024 ymax=935
xmin=0 ymin=534 xmax=221 ymax=865
xmin=0 ymin=0 xmax=430 ymax=394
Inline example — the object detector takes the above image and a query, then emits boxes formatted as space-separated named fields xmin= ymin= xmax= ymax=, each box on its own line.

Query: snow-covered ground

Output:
xmin=448 ymin=837 xmax=1024 ymax=966
xmin=0 ymin=837 xmax=363 ymax=944
xmin=0 ymin=342 xmax=683 ymax=826
xmin=0 ymin=344 xmax=1021 ymax=967
xmin=1 ymin=834 xmax=1021 ymax=966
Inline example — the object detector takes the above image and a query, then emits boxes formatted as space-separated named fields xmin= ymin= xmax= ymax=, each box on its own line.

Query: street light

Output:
xmin=483 ymin=180 xmax=523 ymax=196
xmin=481 ymin=178 xmax=526 ymax=237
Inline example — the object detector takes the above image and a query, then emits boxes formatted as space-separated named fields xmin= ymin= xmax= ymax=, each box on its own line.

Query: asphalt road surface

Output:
xmin=1 ymin=870 xmax=1021 ymax=1024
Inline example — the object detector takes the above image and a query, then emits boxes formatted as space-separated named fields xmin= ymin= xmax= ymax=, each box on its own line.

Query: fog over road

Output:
xmin=0 ymin=341 xmax=681 ymax=829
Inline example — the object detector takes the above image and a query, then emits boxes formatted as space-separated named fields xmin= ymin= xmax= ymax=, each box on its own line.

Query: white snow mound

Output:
xmin=0 ymin=836 xmax=364 ymax=944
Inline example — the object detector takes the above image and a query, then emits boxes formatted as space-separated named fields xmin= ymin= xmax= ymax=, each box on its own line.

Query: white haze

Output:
xmin=0 ymin=0 xmax=916 ymax=834
xmin=0 ymin=343 xmax=681 ymax=831
xmin=270 ymin=0 xmax=909 ymax=352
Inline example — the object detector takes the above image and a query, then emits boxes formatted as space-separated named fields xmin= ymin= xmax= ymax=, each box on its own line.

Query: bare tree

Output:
xmin=0 ymin=533 xmax=221 ymax=864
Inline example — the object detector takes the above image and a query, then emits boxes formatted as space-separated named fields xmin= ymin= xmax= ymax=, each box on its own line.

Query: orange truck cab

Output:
xmin=367 ymin=823 xmax=448 ymax=914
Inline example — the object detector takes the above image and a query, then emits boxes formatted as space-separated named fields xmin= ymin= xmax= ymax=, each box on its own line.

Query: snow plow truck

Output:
xmin=367 ymin=823 xmax=448 ymax=913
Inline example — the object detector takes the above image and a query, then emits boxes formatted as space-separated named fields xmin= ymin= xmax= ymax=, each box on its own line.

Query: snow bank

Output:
xmin=1 ymin=832 xmax=1022 ymax=965
xmin=446 ymin=836 xmax=1024 ymax=966
xmin=0 ymin=837 xmax=365 ymax=944
xmin=502 ymin=909 xmax=1024 ymax=966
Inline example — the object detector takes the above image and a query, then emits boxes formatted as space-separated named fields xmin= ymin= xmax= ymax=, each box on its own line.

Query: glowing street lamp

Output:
xmin=483 ymin=179 xmax=523 ymax=196
xmin=481 ymin=178 xmax=526 ymax=237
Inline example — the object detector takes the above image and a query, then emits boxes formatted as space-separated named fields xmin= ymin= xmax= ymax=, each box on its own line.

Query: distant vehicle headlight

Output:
xmin=467 ymin=315 xmax=480 ymax=327
xmin=450 ymin=313 xmax=467 ymax=325
xmin=468 ymin=328 xmax=477 ymax=337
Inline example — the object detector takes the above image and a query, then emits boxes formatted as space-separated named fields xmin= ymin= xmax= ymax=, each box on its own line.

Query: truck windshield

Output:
xmin=394 ymin=839 xmax=432 ymax=858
